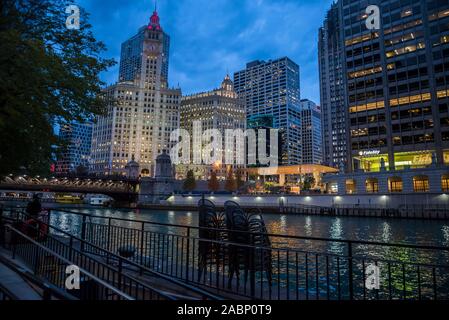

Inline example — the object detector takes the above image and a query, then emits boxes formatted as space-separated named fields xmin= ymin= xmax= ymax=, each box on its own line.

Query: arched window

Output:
xmin=442 ymin=175 xmax=449 ymax=192
xmin=365 ymin=178 xmax=379 ymax=193
xmin=413 ymin=175 xmax=429 ymax=192
xmin=346 ymin=179 xmax=357 ymax=194
xmin=388 ymin=177 xmax=403 ymax=193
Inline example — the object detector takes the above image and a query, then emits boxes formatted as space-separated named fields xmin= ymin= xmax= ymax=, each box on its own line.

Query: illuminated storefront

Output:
xmin=394 ymin=151 xmax=433 ymax=170
xmin=353 ymin=150 xmax=389 ymax=172
xmin=353 ymin=150 xmax=435 ymax=172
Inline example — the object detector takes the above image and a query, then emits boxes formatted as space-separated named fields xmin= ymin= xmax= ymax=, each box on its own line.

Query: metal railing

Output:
xmin=1 ymin=209 xmax=221 ymax=300
xmin=30 ymin=208 xmax=449 ymax=300
xmin=0 ymin=282 xmax=17 ymax=300
xmin=2 ymin=225 xmax=134 ymax=300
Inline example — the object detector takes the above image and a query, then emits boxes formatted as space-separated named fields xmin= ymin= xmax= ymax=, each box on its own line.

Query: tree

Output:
xmin=224 ymin=168 xmax=237 ymax=192
xmin=183 ymin=170 xmax=196 ymax=192
xmin=0 ymin=0 xmax=115 ymax=176
xmin=207 ymin=171 xmax=219 ymax=193
xmin=302 ymin=175 xmax=316 ymax=191
xmin=235 ymin=169 xmax=244 ymax=190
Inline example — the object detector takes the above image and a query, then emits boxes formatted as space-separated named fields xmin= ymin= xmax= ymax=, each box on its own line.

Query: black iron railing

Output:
xmin=29 ymin=208 xmax=449 ymax=300
xmin=1 ymin=209 xmax=222 ymax=300
xmin=2 ymin=225 xmax=134 ymax=300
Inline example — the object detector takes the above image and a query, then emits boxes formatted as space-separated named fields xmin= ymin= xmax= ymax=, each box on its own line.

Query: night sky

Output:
xmin=77 ymin=0 xmax=335 ymax=104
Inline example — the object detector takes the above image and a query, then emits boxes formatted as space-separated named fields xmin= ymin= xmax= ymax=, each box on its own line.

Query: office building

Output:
xmin=300 ymin=99 xmax=323 ymax=164
xmin=324 ymin=0 xmax=449 ymax=195
xmin=55 ymin=122 xmax=92 ymax=174
xmin=90 ymin=9 xmax=181 ymax=176
xmin=178 ymin=75 xmax=246 ymax=179
xmin=319 ymin=2 xmax=347 ymax=169
xmin=234 ymin=57 xmax=302 ymax=165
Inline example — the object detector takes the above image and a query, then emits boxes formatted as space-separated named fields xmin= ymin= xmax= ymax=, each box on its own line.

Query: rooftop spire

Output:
xmin=148 ymin=0 xmax=162 ymax=31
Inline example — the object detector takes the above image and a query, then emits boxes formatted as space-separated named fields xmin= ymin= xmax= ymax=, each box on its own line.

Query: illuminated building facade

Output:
xmin=323 ymin=0 xmax=449 ymax=195
xmin=319 ymin=2 xmax=348 ymax=169
xmin=55 ymin=122 xmax=92 ymax=174
xmin=300 ymin=99 xmax=323 ymax=164
xmin=341 ymin=0 xmax=449 ymax=172
xmin=178 ymin=75 xmax=246 ymax=180
xmin=234 ymin=58 xmax=302 ymax=165
xmin=90 ymin=9 xmax=181 ymax=176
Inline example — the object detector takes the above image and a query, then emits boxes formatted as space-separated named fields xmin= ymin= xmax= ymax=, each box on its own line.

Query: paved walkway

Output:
xmin=0 ymin=253 xmax=42 ymax=300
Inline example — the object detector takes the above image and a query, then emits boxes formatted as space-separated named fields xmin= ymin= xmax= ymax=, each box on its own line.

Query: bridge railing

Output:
xmin=24 ymin=208 xmax=449 ymax=300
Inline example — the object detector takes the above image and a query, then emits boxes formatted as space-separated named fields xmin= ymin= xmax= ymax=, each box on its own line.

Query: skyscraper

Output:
xmin=119 ymin=11 xmax=170 ymax=85
xmin=234 ymin=57 xmax=302 ymax=165
xmin=323 ymin=0 xmax=449 ymax=195
xmin=319 ymin=2 xmax=347 ymax=169
xmin=90 ymin=9 xmax=181 ymax=176
xmin=55 ymin=122 xmax=92 ymax=175
xmin=179 ymin=75 xmax=246 ymax=179
xmin=342 ymin=0 xmax=449 ymax=172
xmin=300 ymin=99 xmax=323 ymax=164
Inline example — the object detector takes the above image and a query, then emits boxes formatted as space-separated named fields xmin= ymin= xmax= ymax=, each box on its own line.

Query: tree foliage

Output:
xmin=183 ymin=170 xmax=196 ymax=192
xmin=207 ymin=171 xmax=219 ymax=193
xmin=302 ymin=175 xmax=316 ymax=191
xmin=0 ymin=0 xmax=115 ymax=176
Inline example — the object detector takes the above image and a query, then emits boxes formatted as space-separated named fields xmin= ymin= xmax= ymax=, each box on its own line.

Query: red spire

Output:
xmin=148 ymin=3 xmax=162 ymax=31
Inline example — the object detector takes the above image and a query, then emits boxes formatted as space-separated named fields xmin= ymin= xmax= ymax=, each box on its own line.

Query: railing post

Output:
xmin=12 ymin=229 xmax=17 ymax=259
xmin=34 ymin=246 xmax=40 ymax=274
xmin=249 ymin=233 xmax=256 ymax=299
xmin=69 ymin=236 xmax=74 ymax=261
xmin=186 ymin=227 xmax=190 ymax=282
xmin=348 ymin=241 xmax=354 ymax=300
xmin=118 ymin=257 xmax=123 ymax=291
xmin=140 ymin=222 xmax=145 ymax=275
xmin=106 ymin=217 xmax=112 ymax=264
xmin=80 ymin=214 xmax=87 ymax=252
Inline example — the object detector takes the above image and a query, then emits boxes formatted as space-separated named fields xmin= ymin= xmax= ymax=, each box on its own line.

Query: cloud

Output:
xmin=76 ymin=0 xmax=335 ymax=103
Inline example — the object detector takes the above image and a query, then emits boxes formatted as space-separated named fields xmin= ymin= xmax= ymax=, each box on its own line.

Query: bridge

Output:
xmin=0 ymin=175 xmax=138 ymax=202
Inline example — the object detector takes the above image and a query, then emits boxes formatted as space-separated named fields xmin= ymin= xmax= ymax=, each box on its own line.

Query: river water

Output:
xmin=49 ymin=205 xmax=449 ymax=247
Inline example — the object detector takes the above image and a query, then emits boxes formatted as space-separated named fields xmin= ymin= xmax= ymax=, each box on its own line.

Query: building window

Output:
xmin=388 ymin=177 xmax=403 ymax=193
xmin=141 ymin=169 xmax=150 ymax=177
xmin=365 ymin=178 xmax=379 ymax=193
xmin=345 ymin=179 xmax=357 ymax=194
xmin=413 ymin=176 xmax=429 ymax=192
xmin=442 ymin=175 xmax=449 ymax=192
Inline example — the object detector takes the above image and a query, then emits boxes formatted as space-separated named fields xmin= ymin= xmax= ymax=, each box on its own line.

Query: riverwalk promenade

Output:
xmin=1 ymin=204 xmax=449 ymax=300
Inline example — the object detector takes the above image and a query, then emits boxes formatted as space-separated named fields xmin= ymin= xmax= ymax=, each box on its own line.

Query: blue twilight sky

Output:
xmin=77 ymin=0 xmax=335 ymax=104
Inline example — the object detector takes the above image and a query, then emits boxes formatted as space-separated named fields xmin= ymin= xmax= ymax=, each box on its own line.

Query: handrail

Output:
xmin=0 ymin=282 xmax=18 ymax=300
xmin=48 ymin=208 xmax=449 ymax=252
xmin=3 ymin=225 xmax=135 ymax=301
xmin=6 ymin=209 xmax=223 ymax=300
xmin=0 ymin=253 xmax=76 ymax=300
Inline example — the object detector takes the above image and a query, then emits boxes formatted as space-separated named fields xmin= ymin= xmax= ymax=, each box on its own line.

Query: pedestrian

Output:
xmin=26 ymin=194 xmax=42 ymax=218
